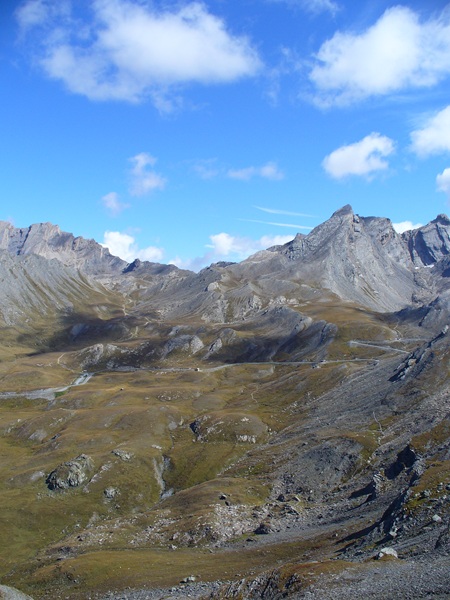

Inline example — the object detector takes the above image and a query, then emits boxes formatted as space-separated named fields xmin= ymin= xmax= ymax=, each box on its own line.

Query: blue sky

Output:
xmin=2 ymin=0 xmax=450 ymax=269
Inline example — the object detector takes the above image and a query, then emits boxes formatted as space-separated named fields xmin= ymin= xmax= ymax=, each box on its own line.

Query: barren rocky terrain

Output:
xmin=0 ymin=206 xmax=449 ymax=598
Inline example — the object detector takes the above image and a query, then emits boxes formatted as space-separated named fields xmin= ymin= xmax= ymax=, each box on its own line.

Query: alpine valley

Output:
xmin=0 ymin=205 xmax=450 ymax=599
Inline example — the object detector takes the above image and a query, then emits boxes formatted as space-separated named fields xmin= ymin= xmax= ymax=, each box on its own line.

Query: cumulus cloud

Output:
xmin=323 ymin=133 xmax=395 ymax=179
xmin=101 ymin=192 xmax=130 ymax=216
xmin=129 ymin=153 xmax=166 ymax=196
xmin=17 ymin=0 xmax=261 ymax=106
xmin=310 ymin=6 xmax=450 ymax=105
xmin=411 ymin=106 xmax=450 ymax=157
xmin=227 ymin=162 xmax=284 ymax=181
xmin=392 ymin=221 xmax=423 ymax=234
xmin=171 ymin=232 xmax=295 ymax=271
xmin=102 ymin=231 xmax=164 ymax=263
xmin=437 ymin=167 xmax=450 ymax=198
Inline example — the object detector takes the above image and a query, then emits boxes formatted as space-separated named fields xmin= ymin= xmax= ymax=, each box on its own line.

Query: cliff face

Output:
xmin=402 ymin=214 xmax=450 ymax=266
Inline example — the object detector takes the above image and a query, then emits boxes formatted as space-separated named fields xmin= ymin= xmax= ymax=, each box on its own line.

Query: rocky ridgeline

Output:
xmin=1 ymin=205 xmax=450 ymax=326
xmin=0 ymin=221 xmax=125 ymax=274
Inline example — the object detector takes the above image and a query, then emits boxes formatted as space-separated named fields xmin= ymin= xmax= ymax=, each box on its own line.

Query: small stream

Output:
xmin=0 ymin=372 xmax=93 ymax=401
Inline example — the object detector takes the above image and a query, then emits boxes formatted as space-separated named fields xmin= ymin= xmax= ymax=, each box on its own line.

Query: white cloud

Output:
xmin=101 ymin=191 xmax=130 ymax=216
xmin=323 ymin=133 xmax=395 ymax=179
xmin=208 ymin=232 xmax=237 ymax=256
xmin=17 ymin=0 xmax=261 ymax=106
xmin=310 ymin=6 xmax=450 ymax=105
xmin=392 ymin=221 xmax=423 ymax=234
xmin=207 ymin=232 xmax=294 ymax=257
xmin=227 ymin=162 xmax=284 ymax=181
xmin=171 ymin=232 xmax=295 ymax=271
xmin=437 ymin=167 xmax=450 ymax=198
xmin=411 ymin=106 xmax=450 ymax=157
xmin=102 ymin=231 xmax=164 ymax=263
xmin=129 ymin=152 xmax=166 ymax=196
xmin=260 ymin=234 xmax=295 ymax=247
xmin=169 ymin=255 xmax=205 ymax=272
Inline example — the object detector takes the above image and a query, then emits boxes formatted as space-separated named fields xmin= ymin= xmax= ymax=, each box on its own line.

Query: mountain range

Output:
xmin=0 ymin=206 xmax=449 ymax=599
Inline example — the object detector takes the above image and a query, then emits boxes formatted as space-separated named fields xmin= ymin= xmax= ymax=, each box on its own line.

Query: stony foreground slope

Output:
xmin=0 ymin=207 xmax=449 ymax=598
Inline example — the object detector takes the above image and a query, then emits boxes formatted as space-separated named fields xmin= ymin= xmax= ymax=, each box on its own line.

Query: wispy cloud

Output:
xmin=267 ymin=0 xmax=340 ymax=16
xmin=101 ymin=192 xmax=130 ymax=216
xmin=191 ymin=159 xmax=220 ymax=180
xmin=254 ymin=205 xmax=316 ymax=218
xmin=191 ymin=160 xmax=284 ymax=181
xmin=16 ymin=0 xmax=53 ymax=31
xmin=102 ymin=231 xmax=164 ymax=263
xmin=306 ymin=0 xmax=340 ymax=14
xmin=129 ymin=153 xmax=166 ymax=197
xmin=310 ymin=6 xmax=450 ymax=106
xmin=16 ymin=0 xmax=261 ymax=108
xmin=240 ymin=219 xmax=312 ymax=230
xmin=323 ymin=133 xmax=395 ymax=179
xmin=411 ymin=106 xmax=450 ymax=157
xmin=227 ymin=162 xmax=284 ymax=181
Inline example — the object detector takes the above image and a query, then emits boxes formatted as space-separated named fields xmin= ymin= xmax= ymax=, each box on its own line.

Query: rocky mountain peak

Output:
xmin=258 ymin=206 xmax=422 ymax=311
xmin=432 ymin=213 xmax=450 ymax=225
xmin=403 ymin=213 xmax=450 ymax=266
xmin=331 ymin=203 xmax=354 ymax=217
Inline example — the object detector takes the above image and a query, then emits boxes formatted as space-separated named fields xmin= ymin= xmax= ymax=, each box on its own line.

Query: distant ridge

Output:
xmin=1 ymin=206 xmax=450 ymax=320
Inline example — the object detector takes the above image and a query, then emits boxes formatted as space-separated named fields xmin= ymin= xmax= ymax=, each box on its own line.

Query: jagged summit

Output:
xmin=402 ymin=212 xmax=450 ymax=266
xmin=431 ymin=213 xmax=450 ymax=226
xmin=331 ymin=203 xmax=353 ymax=217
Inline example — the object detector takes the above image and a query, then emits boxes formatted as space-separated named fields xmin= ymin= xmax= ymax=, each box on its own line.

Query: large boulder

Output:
xmin=46 ymin=454 xmax=94 ymax=491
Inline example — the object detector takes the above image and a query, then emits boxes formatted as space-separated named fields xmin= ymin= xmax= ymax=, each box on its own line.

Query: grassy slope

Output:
xmin=1 ymin=300 xmax=446 ymax=598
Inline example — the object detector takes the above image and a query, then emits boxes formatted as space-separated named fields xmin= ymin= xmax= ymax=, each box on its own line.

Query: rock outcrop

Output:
xmin=46 ymin=454 xmax=94 ymax=490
